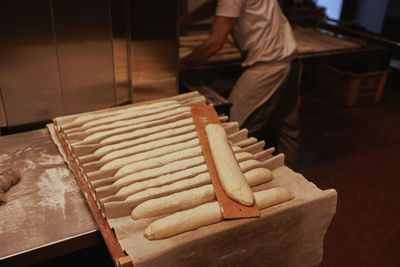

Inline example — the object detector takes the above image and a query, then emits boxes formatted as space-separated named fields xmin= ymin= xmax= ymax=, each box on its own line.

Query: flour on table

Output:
xmin=0 ymin=199 xmax=26 ymax=234
xmin=37 ymin=167 xmax=79 ymax=217
xmin=37 ymin=151 xmax=64 ymax=165
xmin=0 ymin=153 xmax=11 ymax=163
xmin=21 ymin=160 xmax=36 ymax=172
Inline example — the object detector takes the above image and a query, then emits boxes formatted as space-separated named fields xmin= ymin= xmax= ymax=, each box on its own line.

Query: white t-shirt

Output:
xmin=216 ymin=0 xmax=297 ymax=67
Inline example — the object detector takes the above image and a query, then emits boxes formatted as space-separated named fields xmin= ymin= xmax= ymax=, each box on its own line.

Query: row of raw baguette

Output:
xmin=55 ymin=92 xmax=294 ymax=239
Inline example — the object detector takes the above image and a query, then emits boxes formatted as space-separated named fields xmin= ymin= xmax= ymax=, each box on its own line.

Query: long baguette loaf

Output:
xmin=100 ymin=139 xmax=200 ymax=171
xmin=62 ymin=100 xmax=179 ymax=130
xmin=144 ymin=187 xmax=294 ymax=240
xmin=206 ymin=124 xmax=254 ymax=206
xmin=131 ymin=168 xmax=272 ymax=219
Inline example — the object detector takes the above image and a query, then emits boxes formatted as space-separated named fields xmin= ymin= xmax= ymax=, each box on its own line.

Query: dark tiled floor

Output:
xmin=300 ymin=85 xmax=400 ymax=266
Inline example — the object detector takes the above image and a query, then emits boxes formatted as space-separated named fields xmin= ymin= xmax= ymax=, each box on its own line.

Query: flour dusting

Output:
xmin=0 ymin=199 xmax=26 ymax=234
xmin=0 ymin=153 xmax=11 ymax=162
xmin=37 ymin=151 xmax=64 ymax=165
xmin=21 ymin=159 xmax=36 ymax=172
xmin=37 ymin=167 xmax=79 ymax=216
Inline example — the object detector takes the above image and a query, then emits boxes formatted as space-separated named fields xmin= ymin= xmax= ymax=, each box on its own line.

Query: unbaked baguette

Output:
xmin=77 ymin=107 xmax=191 ymax=144
xmin=131 ymin=167 xmax=272 ymax=219
xmin=206 ymin=124 xmax=254 ymax=206
xmin=100 ymin=131 xmax=198 ymax=162
xmin=65 ymin=102 xmax=181 ymax=134
xmin=78 ymin=105 xmax=188 ymax=132
xmin=93 ymin=153 xmax=274 ymax=200
xmin=70 ymin=112 xmax=193 ymax=146
xmin=62 ymin=100 xmax=179 ymax=130
xmin=98 ymin=150 xmax=257 ymax=203
xmin=114 ymin=146 xmax=203 ymax=177
xmin=82 ymin=121 xmax=236 ymax=165
xmin=71 ymin=115 xmax=194 ymax=157
xmin=95 ymin=120 xmax=195 ymax=154
xmin=144 ymin=187 xmax=294 ymax=240
xmin=94 ymin=155 xmax=206 ymax=199
xmin=56 ymin=91 xmax=200 ymax=129
xmin=99 ymin=139 xmax=200 ymax=171
xmin=82 ymin=134 xmax=199 ymax=173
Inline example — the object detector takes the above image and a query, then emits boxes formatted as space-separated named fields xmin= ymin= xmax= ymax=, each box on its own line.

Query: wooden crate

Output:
xmin=317 ymin=64 xmax=389 ymax=106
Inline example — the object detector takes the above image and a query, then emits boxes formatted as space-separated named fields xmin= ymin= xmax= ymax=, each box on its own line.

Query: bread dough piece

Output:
xmin=98 ymin=116 xmax=193 ymax=145
xmin=114 ymin=146 xmax=203 ymax=177
xmin=79 ymin=107 xmax=191 ymax=144
xmin=100 ymin=139 xmax=199 ymax=171
xmin=132 ymin=184 xmax=215 ymax=219
xmin=95 ymin=146 xmax=268 ymax=199
xmin=76 ymin=103 xmax=181 ymax=133
xmin=144 ymin=201 xmax=222 ymax=240
xmin=0 ymin=169 xmax=21 ymax=205
xmin=244 ymin=168 xmax=272 ymax=185
xmin=64 ymin=100 xmax=179 ymax=130
xmin=125 ymin=172 xmax=210 ymax=203
xmin=113 ymin=155 xmax=206 ymax=189
xmin=95 ymin=122 xmax=195 ymax=155
xmin=79 ymin=123 xmax=196 ymax=162
xmin=131 ymin=167 xmax=272 ymax=219
xmin=114 ymin=165 xmax=209 ymax=196
xmin=239 ymin=159 xmax=262 ymax=171
xmin=70 ymin=112 xmax=192 ymax=146
xmin=114 ymin=152 xmax=268 ymax=199
xmin=100 ymin=131 xmax=198 ymax=162
xmin=205 ymin=124 xmax=254 ymax=206
xmin=144 ymin=187 xmax=294 ymax=240
xmin=83 ymin=134 xmax=199 ymax=173
xmin=234 ymin=152 xmax=255 ymax=162
xmin=66 ymin=102 xmax=181 ymax=134
xmin=80 ymin=105 xmax=188 ymax=131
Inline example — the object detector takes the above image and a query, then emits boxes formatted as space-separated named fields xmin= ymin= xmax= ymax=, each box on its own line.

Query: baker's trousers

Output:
xmin=231 ymin=59 xmax=302 ymax=171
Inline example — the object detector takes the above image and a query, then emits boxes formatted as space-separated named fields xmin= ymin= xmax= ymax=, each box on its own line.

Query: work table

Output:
xmin=0 ymin=129 xmax=100 ymax=266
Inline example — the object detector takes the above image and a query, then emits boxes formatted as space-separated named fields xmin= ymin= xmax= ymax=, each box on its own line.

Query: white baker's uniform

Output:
xmin=216 ymin=0 xmax=297 ymax=126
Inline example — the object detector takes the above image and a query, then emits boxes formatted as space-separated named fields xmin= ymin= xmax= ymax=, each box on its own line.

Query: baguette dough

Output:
xmin=100 ymin=139 xmax=199 ymax=171
xmin=66 ymin=102 xmax=181 ymax=135
xmin=125 ymin=172 xmax=211 ymax=204
xmin=69 ymin=100 xmax=178 ymax=126
xmin=100 ymin=131 xmax=198 ymax=162
xmin=99 ymin=116 xmax=193 ymax=145
xmin=131 ymin=167 xmax=272 ymax=219
xmin=144 ymin=187 xmax=294 ymax=240
xmin=113 ymin=155 xmax=206 ymax=189
xmin=81 ymin=105 xmax=189 ymax=131
xmin=131 ymin=184 xmax=215 ymax=219
xmin=114 ymin=146 xmax=203 ymax=176
xmin=205 ymin=124 xmax=254 ymax=206
xmin=95 ymin=123 xmax=195 ymax=155
xmin=81 ymin=107 xmax=191 ymax=143
xmin=115 ymin=165 xmax=209 ymax=196
xmin=79 ymin=103 xmax=182 ymax=133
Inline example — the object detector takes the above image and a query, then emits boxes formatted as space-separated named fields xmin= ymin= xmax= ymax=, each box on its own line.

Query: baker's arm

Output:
xmin=179 ymin=0 xmax=217 ymax=27
xmin=180 ymin=16 xmax=237 ymax=71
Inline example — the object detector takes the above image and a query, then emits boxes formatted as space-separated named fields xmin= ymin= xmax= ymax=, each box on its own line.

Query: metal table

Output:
xmin=0 ymin=129 xmax=100 ymax=266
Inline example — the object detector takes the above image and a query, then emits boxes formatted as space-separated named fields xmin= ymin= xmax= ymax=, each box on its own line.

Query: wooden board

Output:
xmin=191 ymin=105 xmax=260 ymax=219
xmin=52 ymin=120 xmax=132 ymax=267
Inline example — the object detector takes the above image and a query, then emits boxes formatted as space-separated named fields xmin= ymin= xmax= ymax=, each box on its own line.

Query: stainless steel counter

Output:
xmin=0 ymin=129 xmax=100 ymax=266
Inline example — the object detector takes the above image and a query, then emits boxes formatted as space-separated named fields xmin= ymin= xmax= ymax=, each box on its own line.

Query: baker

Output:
xmin=180 ymin=0 xmax=301 ymax=170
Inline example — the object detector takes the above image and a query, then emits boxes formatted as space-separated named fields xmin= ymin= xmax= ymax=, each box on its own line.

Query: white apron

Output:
xmin=228 ymin=61 xmax=291 ymax=126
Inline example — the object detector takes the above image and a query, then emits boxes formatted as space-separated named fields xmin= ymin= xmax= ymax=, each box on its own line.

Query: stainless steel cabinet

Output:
xmin=0 ymin=0 xmax=64 ymax=126
xmin=0 ymin=0 xmax=178 ymax=127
